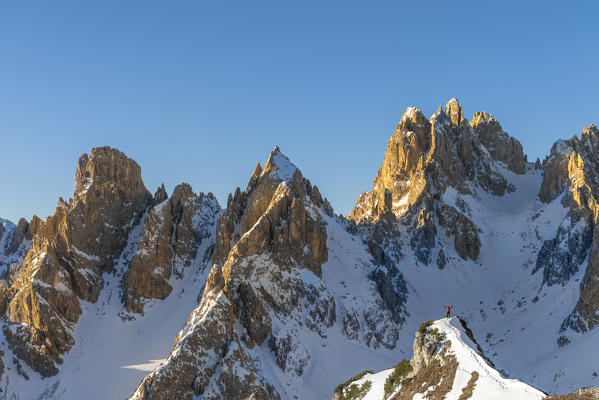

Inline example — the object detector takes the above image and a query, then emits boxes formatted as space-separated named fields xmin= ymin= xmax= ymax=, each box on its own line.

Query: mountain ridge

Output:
xmin=0 ymin=99 xmax=598 ymax=399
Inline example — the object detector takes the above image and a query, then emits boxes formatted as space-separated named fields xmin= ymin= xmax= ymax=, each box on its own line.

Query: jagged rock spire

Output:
xmin=262 ymin=145 xmax=298 ymax=181
xmin=470 ymin=111 xmax=527 ymax=174
xmin=153 ymin=183 xmax=168 ymax=205
xmin=445 ymin=98 xmax=464 ymax=126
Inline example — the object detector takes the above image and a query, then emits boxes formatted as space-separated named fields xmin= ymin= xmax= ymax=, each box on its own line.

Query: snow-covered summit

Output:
xmin=262 ymin=145 xmax=299 ymax=181
xmin=337 ymin=317 xmax=546 ymax=400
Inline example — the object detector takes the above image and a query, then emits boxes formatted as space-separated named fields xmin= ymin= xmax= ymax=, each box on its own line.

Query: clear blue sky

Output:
xmin=1 ymin=1 xmax=598 ymax=223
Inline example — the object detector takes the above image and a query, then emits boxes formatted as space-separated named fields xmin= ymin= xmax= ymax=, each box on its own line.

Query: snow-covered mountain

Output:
xmin=0 ymin=99 xmax=598 ymax=399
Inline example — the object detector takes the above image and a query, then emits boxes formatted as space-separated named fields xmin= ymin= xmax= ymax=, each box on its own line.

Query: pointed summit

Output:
xmin=445 ymin=98 xmax=464 ymax=126
xmin=262 ymin=146 xmax=298 ymax=181
xmin=399 ymin=107 xmax=425 ymax=123
xmin=248 ymin=161 xmax=263 ymax=188
xmin=397 ymin=107 xmax=429 ymax=135
xmin=470 ymin=110 xmax=526 ymax=174
xmin=153 ymin=183 xmax=168 ymax=205
xmin=252 ymin=161 xmax=262 ymax=177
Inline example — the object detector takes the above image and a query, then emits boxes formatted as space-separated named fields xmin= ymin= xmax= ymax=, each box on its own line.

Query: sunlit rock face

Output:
xmin=349 ymin=98 xmax=526 ymax=266
xmin=4 ymin=147 xmax=152 ymax=376
xmin=536 ymin=124 xmax=599 ymax=333
xmin=122 ymin=183 xmax=220 ymax=314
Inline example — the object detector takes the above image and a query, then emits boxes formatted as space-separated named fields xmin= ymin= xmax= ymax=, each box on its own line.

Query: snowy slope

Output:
xmin=368 ymin=163 xmax=599 ymax=395
xmin=346 ymin=318 xmax=546 ymax=400
xmin=128 ymin=153 xmax=599 ymax=399
xmin=247 ymin=212 xmax=406 ymax=400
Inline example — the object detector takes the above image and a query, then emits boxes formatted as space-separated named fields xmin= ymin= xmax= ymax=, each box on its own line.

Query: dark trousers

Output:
xmin=446 ymin=311 xmax=450 ymax=317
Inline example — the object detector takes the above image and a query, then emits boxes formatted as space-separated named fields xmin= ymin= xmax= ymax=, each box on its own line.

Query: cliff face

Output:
xmin=4 ymin=147 xmax=152 ymax=376
xmin=535 ymin=125 xmax=599 ymax=333
xmin=122 ymin=183 xmax=220 ymax=314
xmin=471 ymin=111 xmax=527 ymax=175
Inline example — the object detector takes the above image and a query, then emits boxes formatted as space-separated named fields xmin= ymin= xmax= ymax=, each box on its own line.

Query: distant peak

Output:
xmin=74 ymin=146 xmax=148 ymax=201
xmin=262 ymin=146 xmax=299 ymax=181
xmin=252 ymin=161 xmax=262 ymax=176
xmin=249 ymin=161 xmax=263 ymax=186
xmin=583 ymin=123 xmax=598 ymax=135
xmin=400 ymin=107 xmax=425 ymax=122
xmin=153 ymin=183 xmax=168 ymax=205
xmin=472 ymin=111 xmax=493 ymax=121
xmin=471 ymin=111 xmax=500 ymax=129
xmin=445 ymin=98 xmax=463 ymax=126
xmin=446 ymin=97 xmax=460 ymax=107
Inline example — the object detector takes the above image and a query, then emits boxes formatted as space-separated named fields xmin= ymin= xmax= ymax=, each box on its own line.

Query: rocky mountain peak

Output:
xmin=580 ymin=123 xmax=599 ymax=151
xmin=470 ymin=111 xmax=527 ymax=174
xmin=153 ymin=183 xmax=168 ymax=205
xmin=350 ymin=99 xmax=525 ymax=225
xmin=132 ymin=148 xmax=333 ymax=398
xmin=350 ymin=99 xmax=531 ymax=266
xmin=215 ymin=146 xmax=328 ymax=271
xmin=471 ymin=111 xmax=498 ymax=127
xmin=262 ymin=145 xmax=299 ymax=182
xmin=74 ymin=146 xmax=147 ymax=203
xmin=445 ymin=97 xmax=464 ymax=126
xmin=4 ymin=146 xmax=152 ymax=376
xmin=539 ymin=125 xmax=599 ymax=204
xmin=5 ymin=218 xmax=31 ymax=256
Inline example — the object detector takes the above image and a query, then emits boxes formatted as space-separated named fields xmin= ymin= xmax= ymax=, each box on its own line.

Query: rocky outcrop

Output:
xmin=5 ymin=218 xmax=31 ymax=257
xmin=0 ymin=219 xmax=9 ymax=245
xmin=436 ymin=203 xmax=481 ymax=261
xmin=410 ymin=206 xmax=436 ymax=264
xmin=533 ymin=218 xmax=592 ymax=286
xmin=348 ymin=106 xmax=432 ymax=224
xmin=470 ymin=111 xmax=527 ymax=174
xmin=546 ymin=388 xmax=599 ymax=399
xmin=0 ymin=218 xmax=33 ymax=286
xmin=333 ymin=318 xmax=544 ymax=400
xmin=539 ymin=125 xmax=599 ymax=206
xmin=368 ymin=264 xmax=408 ymax=325
xmin=562 ymin=230 xmax=599 ymax=333
xmin=410 ymin=324 xmax=445 ymax=373
xmin=4 ymin=147 xmax=152 ymax=376
xmin=123 ymin=184 xmax=220 ymax=314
